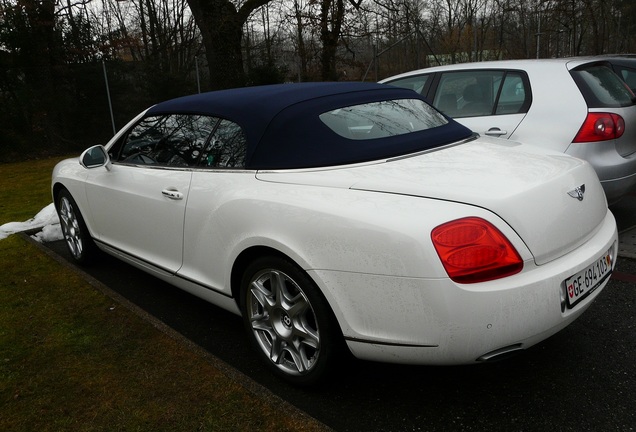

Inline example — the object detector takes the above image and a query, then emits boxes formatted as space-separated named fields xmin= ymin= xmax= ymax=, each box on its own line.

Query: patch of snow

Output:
xmin=0 ymin=203 xmax=64 ymax=243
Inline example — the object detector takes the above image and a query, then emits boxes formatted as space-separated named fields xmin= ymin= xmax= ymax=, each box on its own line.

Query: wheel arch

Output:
xmin=230 ymin=245 xmax=286 ymax=306
xmin=52 ymin=184 xmax=98 ymax=264
xmin=52 ymin=182 xmax=68 ymax=205
xmin=230 ymin=245 xmax=346 ymax=339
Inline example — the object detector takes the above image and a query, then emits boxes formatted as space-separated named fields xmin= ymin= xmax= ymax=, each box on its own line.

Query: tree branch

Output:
xmin=237 ymin=0 xmax=274 ymax=24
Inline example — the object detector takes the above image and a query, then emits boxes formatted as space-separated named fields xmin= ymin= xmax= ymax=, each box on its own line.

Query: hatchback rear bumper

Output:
xmin=566 ymin=142 xmax=636 ymax=203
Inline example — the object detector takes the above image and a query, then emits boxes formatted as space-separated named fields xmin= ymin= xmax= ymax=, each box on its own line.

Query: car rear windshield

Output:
xmin=571 ymin=64 xmax=635 ymax=108
xmin=250 ymin=94 xmax=472 ymax=169
xmin=319 ymin=99 xmax=449 ymax=140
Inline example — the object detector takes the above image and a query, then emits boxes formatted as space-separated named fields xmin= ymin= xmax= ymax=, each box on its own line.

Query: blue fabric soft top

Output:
xmin=146 ymin=82 xmax=472 ymax=169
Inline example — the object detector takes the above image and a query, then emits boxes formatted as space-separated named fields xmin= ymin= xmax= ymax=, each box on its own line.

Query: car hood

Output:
xmin=256 ymin=136 xmax=609 ymax=265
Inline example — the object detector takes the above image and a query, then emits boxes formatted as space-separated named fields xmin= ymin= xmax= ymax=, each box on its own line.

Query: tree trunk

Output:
xmin=187 ymin=0 xmax=274 ymax=90
xmin=293 ymin=0 xmax=308 ymax=81
xmin=187 ymin=0 xmax=244 ymax=89
xmin=20 ymin=0 xmax=64 ymax=146
xmin=320 ymin=0 xmax=345 ymax=81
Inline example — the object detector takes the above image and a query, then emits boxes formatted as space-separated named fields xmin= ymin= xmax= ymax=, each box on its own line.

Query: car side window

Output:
xmin=198 ymin=119 xmax=247 ymax=168
xmin=384 ymin=74 xmax=430 ymax=95
xmin=115 ymin=114 xmax=219 ymax=167
xmin=433 ymin=71 xmax=504 ymax=118
xmin=433 ymin=70 xmax=530 ymax=118
xmin=495 ymin=72 xmax=528 ymax=115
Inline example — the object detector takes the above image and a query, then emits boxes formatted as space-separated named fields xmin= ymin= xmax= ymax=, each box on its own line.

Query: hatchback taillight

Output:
xmin=573 ymin=112 xmax=625 ymax=143
xmin=431 ymin=217 xmax=523 ymax=284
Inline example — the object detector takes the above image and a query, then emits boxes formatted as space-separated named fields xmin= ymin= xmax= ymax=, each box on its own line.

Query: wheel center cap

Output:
xmin=281 ymin=312 xmax=292 ymax=329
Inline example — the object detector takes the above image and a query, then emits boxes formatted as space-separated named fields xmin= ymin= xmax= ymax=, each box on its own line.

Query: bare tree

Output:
xmin=186 ymin=0 xmax=273 ymax=89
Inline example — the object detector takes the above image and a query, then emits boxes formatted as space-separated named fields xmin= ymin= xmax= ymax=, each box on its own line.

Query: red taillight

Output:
xmin=431 ymin=217 xmax=523 ymax=284
xmin=573 ymin=112 xmax=625 ymax=143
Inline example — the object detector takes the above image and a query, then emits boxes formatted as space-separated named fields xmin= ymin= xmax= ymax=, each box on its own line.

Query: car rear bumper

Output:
xmin=310 ymin=210 xmax=618 ymax=365
xmin=600 ymin=174 xmax=636 ymax=204
xmin=565 ymin=142 xmax=636 ymax=203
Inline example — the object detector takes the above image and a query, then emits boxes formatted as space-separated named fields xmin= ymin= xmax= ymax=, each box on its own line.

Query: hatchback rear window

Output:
xmin=571 ymin=65 xmax=635 ymax=108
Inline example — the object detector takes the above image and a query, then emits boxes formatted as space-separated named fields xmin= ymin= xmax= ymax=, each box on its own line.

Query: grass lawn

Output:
xmin=0 ymin=157 xmax=65 ymax=225
xmin=0 ymin=157 xmax=329 ymax=431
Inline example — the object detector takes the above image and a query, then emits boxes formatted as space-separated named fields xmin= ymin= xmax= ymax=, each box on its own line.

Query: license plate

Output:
xmin=564 ymin=249 xmax=612 ymax=309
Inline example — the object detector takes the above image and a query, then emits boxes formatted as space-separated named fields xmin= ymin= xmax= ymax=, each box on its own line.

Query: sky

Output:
xmin=0 ymin=204 xmax=63 ymax=243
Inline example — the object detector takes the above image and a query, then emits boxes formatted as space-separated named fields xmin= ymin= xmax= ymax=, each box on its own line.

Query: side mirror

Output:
xmin=80 ymin=145 xmax=111 ymax=170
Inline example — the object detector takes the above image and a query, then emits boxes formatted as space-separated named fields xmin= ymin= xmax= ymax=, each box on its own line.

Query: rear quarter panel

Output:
xmin=504 ymin=63 xmax=589 ymax=152
xmin=177 ymin=172 xmax=533 ymax=297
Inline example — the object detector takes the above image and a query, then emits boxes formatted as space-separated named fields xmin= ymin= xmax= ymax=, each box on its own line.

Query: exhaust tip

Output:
xmin=476 ymin=344 xmax=524 ymax=362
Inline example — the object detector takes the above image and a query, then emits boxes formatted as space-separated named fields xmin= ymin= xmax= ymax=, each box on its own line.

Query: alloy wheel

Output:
xmin=246 ymin=268 xmax=321 ymax=376
xmin=58 ymin=195 xmax=83 ymax=260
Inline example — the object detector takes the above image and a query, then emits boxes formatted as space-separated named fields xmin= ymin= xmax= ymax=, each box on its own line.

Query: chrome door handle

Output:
xmin=162 ymin=189 xmax=184 ymax=200
xmin=485 ymin=128 xmax=507 ymax=137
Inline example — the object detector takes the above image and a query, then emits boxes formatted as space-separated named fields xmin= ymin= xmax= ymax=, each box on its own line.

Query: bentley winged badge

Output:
xmin=567 ymin=184 xmax=586 ymax=201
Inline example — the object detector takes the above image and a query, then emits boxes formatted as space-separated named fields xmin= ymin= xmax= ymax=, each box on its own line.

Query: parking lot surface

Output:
xmin=43 ymin=196 xmax=636 ymax=431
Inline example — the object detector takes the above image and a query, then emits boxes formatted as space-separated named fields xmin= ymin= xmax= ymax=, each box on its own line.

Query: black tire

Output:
xmin=55 ymin=189 xmax=97 ymax=264
xmin=240 ymin=255 xmax=342 ymax=386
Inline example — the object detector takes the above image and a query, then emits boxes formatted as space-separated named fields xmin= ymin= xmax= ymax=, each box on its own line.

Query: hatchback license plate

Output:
xmin=565 ymin=249 xmax=612 ymax=309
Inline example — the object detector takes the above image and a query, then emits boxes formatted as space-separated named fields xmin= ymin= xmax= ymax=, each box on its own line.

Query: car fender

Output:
xmin=52 ymin=159 xmax=94 ymax=233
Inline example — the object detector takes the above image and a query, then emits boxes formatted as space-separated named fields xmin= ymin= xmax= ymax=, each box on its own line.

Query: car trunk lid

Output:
xmin=257 ymin=137 xmax=608 ymax=266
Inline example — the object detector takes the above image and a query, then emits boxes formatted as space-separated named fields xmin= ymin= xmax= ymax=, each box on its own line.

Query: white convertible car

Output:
xmin=52 ymin=82 xmax=617 ymax=385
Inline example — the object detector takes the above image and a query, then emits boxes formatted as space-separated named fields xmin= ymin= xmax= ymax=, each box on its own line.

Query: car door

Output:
xmin=429 ymin=69 xmax=530 ymax=139
xmin=83 ymin=114 xmax=218 ymax=273
xmin=177 ymin=119 xmax=250 ymax=292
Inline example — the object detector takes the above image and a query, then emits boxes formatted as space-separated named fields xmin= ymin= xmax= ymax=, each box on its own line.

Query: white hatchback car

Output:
xmin=52 ymin=82 xmax=617 ymax=385
xmin=381 ymin=58 xmax=636 ymax=203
